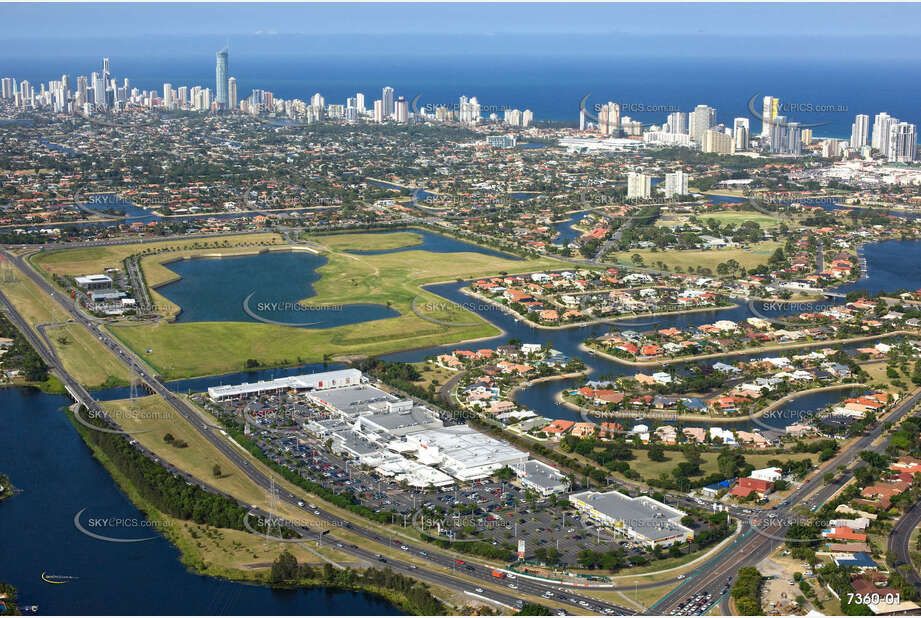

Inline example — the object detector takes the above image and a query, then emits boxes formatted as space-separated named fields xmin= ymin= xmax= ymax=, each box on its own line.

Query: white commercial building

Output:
xmin=207 ymin=368 xmax=363 ymax=400
xmin=569 ymin=490 xmax=693 ymax=548
xmin=402 ymin=426 xmax=528 ymax=481
xmin=75 ymin=274 xmax=114 ymax=290
xmin=513 ymin=460 xmax=570 ymax=496
xmin=749 ymin=467 xmax=783 ymax=483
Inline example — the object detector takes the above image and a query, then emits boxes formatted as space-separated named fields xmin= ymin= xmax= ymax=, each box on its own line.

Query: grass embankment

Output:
xmin=101 ymin=395 xmax=306 ymax=522
xmin=108 ymin=233 xmax=559 ymax=378
xmin=0 ymin=261 xmax=133 ymax=389
xmin=68 ymin=404 xmax=352 ymax=578
xmin=31 ymin=233 xmax=282 ymax=277
xmin=609 ymin=241 xmax=784 ymax=273
xmin=32 ymin=233 xmax=283 ymax=320
xmin=312 ymin=231 xmax=425 ymax=252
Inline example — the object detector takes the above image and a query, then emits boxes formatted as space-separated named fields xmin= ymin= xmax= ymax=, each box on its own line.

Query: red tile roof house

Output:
xmin=822 ymin=526 xmax=867 ymax=542
xmin=891 ymin=456 xmax=921 ymax=477
xmin=541 ymin=419 xmax=575 ymax=440
xmin=599 ymin=422 xmax=624 ymax=438
xmin=730 ymin=477 xmax=774 ymax=498
xmin=594 ymin=390 xmax=625 ymax=406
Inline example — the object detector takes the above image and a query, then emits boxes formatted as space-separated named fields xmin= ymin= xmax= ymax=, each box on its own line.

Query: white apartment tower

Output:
xmin=850 ymin=114 xmax=869 ymax=149
xmin=627 ymin=172 xmax=651 ymax=199
xmin=664 ymin=170 xmax=688 ymax=198
xmin=690 ymin=105 xmax=717 ymax=142
xmin=761 ymin=96 xmax=779 ymax=138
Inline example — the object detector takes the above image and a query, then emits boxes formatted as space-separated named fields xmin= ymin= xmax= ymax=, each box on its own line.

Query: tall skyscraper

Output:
xmin=872 ymin=112 xmax=896 ymax=155
xmin=769 ymin=117 xmax=802 ymax=155
xmin=761 ymin=95 xmax=779 ymax=138
xmin=666 ymin=111 xmax=688 ymax=134
xmin=627 ymin=172 xmax=651 ymax=199
xmin=598 ymin=102 xmax=621 ymax=136
xmin=76 ymin=75 xmax=87 ymax=104
xmin=888 ymin=122 xmax=917 ymax=163
xmin=102 ymin=57 xmax=111 ymax=86
xmin=579 ymin=108 xmax=586 ymax=131
xmin=92 ymin=72 xmax=106 ymax=109
xmin=690 ymin=105 xmax=716 ymax=142
xmin=1 ymin=78 xmax=12 ymax=99
xmin=664 ymin=170 xmax=688 ymax=198
xmin=382 ymin=86 xmax=394 ymax=119
xmin=216 ymin=47 xmax=229 ymax=107
xmin=373 ymin=99 xmax=384 ymax=122
xmin=733 ymin=118 xmax=750 ymax=152
xmin=356 ymin=92 xmax=365 ymax=114
xmin=394 ymin=96 xmax=408 ymax=123
xmin=163 ymin=83 xmax=173 ymax=109
xmin=522 ymin=109 xmax=533 ymax=127
xmin=227 ymin=77 xmax=238 ymax=110
xmin=459 ymin=96 xmax=480 ymax=125
xmin=850 ymin=114 xmax=869 ymax=150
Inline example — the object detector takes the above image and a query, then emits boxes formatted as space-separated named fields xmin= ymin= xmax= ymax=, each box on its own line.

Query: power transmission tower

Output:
xmin=264 ymin=478 xmax=282 ymax=550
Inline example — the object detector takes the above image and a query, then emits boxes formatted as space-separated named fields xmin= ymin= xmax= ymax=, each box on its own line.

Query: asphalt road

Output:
xmin=888 ymin=495 xmax=921 ymax=589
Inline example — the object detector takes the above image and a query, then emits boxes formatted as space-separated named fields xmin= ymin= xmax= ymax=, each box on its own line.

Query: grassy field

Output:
xmin=0 ymin=264 xmax=133 ymax=388
xmin=610 ymin=241 xmax=784 ymax=273
xmin=108 ymin=234 xmax=559 ymax=378
xmin=658 ymin=210 xmax=782 ymax=229
xmin=611 ymin=448 xmax=815 ymax=484
xmin=44 ymin=323 xmax=133 ymax=388
xmin=31 ymin=233 xmax=282 ymax=277
xmin=412 ymin=361 xmax=459 ymax=392
xmin=696 ymin=211 xmax=783 ymax=228
xmin=100 ymin=395 xmax=299 ymax=513
xmin=593 ymin=583 xmax=678 ymax=612
xmin=311 ymin=231 xmax=424 ymax=252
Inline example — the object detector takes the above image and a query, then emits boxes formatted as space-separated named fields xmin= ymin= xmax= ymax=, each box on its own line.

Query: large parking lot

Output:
xmin=197 ymin=388 xmax=725 ymax=569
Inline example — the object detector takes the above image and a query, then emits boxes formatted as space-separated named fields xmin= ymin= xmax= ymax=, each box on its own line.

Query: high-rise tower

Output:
xmin=216 ymin=47 xmax=229 ymax=108
xmin=382 ymin=86 xmax=394 ymax=119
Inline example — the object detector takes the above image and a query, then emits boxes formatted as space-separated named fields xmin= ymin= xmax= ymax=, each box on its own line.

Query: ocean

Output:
xmin=3 ymin=53 xmax=921 ymax=140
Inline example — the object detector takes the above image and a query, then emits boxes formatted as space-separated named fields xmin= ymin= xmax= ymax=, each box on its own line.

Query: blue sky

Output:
xmin=1 ymin=3 xmax=920 ymax=59
xmin=3 ymin=2 xmax=921 ymax=37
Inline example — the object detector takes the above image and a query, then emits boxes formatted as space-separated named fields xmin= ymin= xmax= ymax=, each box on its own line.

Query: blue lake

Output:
xmin=341 ymin=229 xmax=521 ymax=260
xmin=156 ymin=251 xmax=399 ymax=327
xmin=0 ymin=387 xmax=403 ymax=616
